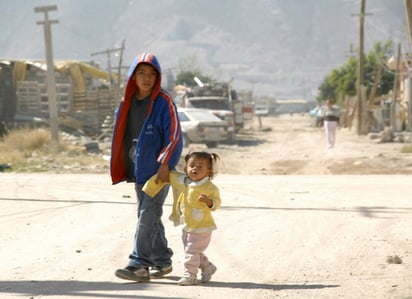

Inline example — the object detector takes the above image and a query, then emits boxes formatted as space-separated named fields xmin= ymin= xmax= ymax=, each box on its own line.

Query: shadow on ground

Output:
xmin=0 ymin=279 xmax=339 ymax=298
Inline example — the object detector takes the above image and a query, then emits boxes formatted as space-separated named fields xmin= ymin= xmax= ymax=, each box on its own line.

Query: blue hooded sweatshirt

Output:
xmin=110 ymin=53 xmax=183 ymax=184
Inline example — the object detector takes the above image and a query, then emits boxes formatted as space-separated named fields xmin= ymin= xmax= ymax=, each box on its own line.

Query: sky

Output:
xmin=1 ymin=0 xmax=409 ymax=99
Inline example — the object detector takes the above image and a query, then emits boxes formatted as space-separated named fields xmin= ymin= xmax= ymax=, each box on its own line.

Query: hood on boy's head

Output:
xmin=124 ymin=52 xmax=162 ymax=99
xmin=126 ymin=53 xmax=161 ymax=82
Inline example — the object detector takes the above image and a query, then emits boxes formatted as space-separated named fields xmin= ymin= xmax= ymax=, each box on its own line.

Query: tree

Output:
xmin=364 ymin=41 xmax=393 ymax=96
xmin=175 ymin=54 xmax=213 ymax=87
xmin=175 ymin=70 xmax=212 ymax=87
xmin=317 ymin=59 xmax=357 ymax=105
xmin=316 ymin=41 xmax=394 ymax=105
xmin=317 ymin=72 xmax=338 ymax=102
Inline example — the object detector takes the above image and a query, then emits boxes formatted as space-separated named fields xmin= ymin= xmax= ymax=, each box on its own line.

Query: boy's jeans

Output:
xmin=128 ymin=183 xmax=173 ymax=268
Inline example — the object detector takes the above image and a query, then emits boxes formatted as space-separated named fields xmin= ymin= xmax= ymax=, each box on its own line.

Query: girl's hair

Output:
xmin=184 ymin=151 xmax=220 ymax=179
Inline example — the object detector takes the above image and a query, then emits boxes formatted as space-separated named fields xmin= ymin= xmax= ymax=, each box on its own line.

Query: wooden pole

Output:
xmin=34 ymin=5 xmax=59 ymax=145
xmin=357 ymin=0 xmax=365 ymax=135
xmin=404 ymin=0 xmax=412 ymax=131
xmin=391 ymin=43 xmax=401 ymax=131
xmin=404 ymin=0 xmax=412 ymax=49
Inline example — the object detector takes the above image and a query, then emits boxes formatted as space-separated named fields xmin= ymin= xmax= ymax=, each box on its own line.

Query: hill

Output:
xmin=0 ymin=0 xmax=408 ymax=98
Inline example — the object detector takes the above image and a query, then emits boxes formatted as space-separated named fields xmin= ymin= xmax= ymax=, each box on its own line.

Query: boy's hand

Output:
xmin=156 ymin=164 xmax=170 ymax=184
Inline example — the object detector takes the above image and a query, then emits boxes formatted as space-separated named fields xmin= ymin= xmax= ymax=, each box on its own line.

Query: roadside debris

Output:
xmin=386 ymin=255 xmax=402 ymax=264
xmin=0 ymin=163 xmax=11 ymax=172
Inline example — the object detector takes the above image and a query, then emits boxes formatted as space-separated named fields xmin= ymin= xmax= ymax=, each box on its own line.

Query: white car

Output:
xmin=254 ymin=104 xmax=269 ymax=116
xmin=178 ymin=107 xmax=233 ymax=148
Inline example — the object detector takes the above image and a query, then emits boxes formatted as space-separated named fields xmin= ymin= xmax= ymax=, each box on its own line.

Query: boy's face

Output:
xmin=135 ymin=64 xmax=158 ymax=96
xmin=186 ymin=157 xmax=211 ymax=182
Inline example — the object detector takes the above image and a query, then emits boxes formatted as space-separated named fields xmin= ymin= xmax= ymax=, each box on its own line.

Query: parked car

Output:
xmin=309 ymin=106 xmax=324 ymax=127
xmin=254 ymin=103 xmax=269 ymax=116
xmin=178 ymin=107 xmax=234 ymax=148
xmin=187 ymin=96 xmax=238 ymax=142
xmin=207 ymin=108 xmax=236 ymax=144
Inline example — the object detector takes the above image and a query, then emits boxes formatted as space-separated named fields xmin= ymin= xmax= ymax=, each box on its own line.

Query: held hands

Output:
xmin=143 ymin=165 xmax=171 ymax=199
xmin=155 ymin=164 xmax=170 ymax=184
xmin=198 ymin=194 xmax=212 ymax=208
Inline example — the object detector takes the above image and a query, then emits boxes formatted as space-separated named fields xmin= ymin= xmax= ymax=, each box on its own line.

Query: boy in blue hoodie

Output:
xmin=111 ymin=53 xmax=183 ymax=282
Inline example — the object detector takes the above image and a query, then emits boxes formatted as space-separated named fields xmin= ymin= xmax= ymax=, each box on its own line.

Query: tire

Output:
xmin=206 ymin=141 xmax=218 ymax=148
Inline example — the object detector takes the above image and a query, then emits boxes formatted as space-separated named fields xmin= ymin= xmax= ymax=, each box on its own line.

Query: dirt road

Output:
xmin=195 ymin=114 xmax=412 ymax=175
xmin=1 ymin=115 xmax=412 ymax=298
xmin=1 ymin=173 xmax=412 ymax=299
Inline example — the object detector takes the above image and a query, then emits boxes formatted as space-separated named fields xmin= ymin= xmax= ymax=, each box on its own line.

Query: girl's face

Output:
xmin=186 ymin=157 xmax=211 ymax=182
xmin=134 ymin=64 xmax=158 ymax=97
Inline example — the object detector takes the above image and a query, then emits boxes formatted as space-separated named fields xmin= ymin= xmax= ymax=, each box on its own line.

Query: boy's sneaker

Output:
xmin=200 ymin=263 xmax=217 ymax=283
xmin=150 ymin=265 xmax=173 ymax=278
xmin=115 ymin=266 xmax=150 ymax=282
xmin=177 ymin=273 xmax=197 ymax=286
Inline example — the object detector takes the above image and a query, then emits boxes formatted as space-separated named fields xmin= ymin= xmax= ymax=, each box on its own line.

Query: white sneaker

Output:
xmin=177 ymin=272 xmax=197 ymax=286
xmin=200 ymin=263 xmax=217 ymax=283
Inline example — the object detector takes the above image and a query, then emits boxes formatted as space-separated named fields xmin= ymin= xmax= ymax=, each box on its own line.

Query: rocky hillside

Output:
xmin=0 ymin=0 xmax=408 ymax=98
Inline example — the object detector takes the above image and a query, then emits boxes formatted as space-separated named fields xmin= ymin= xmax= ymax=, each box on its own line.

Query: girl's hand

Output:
xmin=199 ymin=194 xmax=212 ymax=208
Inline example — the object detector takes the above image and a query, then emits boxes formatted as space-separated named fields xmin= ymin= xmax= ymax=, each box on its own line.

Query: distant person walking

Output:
xmin=110 ymin=52 xmax=183 ymax=282
xmin=322 ymin=99 xmax=341 ymax=149
xmin=143 ymin=151 xmax=221 ymax=286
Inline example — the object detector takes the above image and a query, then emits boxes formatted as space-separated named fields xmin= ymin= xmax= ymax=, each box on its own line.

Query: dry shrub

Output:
xmin=400 ymin=144 xmax=412 ymax=154
xmin=0 ymin=128 xmax=52 ymax=167
xmin=0 ymin=128 xmax=109 ymax=172
xmin=4 ymin=128 xmax=51 ymax=152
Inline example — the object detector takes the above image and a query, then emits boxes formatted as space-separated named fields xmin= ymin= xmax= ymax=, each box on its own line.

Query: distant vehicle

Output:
xmin=309 ymin=106 xmax=323 ymax=127
xmin=174 ymin=81 xmax=243 ymax=141
xmin=187 ymin=96 xmax=235 ymax=122
xmin=178 ymin=107 xmax=234 ymax=148
xmin=187 ymin=96 xmax=237 ymax=143
xmin=254 ymin=103 xmax=269 ymax=116
xmin=188 ymin=96 xmax=231 ymax=111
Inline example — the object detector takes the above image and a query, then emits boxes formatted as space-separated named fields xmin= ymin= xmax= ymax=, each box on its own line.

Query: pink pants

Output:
xmin=182 ymin=230 xmax=212 ymax=275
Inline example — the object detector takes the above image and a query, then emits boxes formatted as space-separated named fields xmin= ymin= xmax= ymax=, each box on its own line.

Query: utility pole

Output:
xmin=353 ymin=0 xmax=372 ymax=135
xmin=391 ymin=43 xmax=401 ymax=131
xmin=357 ymin=0 xmax=365 ymax=135
xmin=345 ymin=43 xmax=356 ymax=58
xmin=404 ymin=0 xmax=412 ymax=131
xmin=405 ymin=0 xmax=412 ymax=49
xmin=34 ymin=5 xmax=59 ymax=145
xmin=91 ymin=44 xmax=124 ymax=90
xmin=91 ymin=42 xmax=125 ymax=120
xmin=116 ymin=39 xmax=126 ymax=100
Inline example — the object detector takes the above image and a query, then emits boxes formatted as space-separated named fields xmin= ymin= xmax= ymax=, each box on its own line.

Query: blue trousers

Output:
xmin=127 ymin=183 xmax=173 ymax=268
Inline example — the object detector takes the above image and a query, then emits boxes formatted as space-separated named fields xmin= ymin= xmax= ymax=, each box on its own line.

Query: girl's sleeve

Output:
xmin=170 ymin=171 xmax=186 ymax=194
xmin=142 ymin=174 xmax=167 ymax=197
xmin=209 ymin=185 xmax=221 ymax=211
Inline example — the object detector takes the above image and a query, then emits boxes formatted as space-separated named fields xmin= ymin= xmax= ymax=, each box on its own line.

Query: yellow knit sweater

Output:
xmin=143 ymin=171 xmax=221 ymax=233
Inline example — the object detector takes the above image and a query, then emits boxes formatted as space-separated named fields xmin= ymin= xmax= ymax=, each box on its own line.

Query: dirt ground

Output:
xmin=187 ymin=114 xmax=412 ymax=176
xmin=1 ymin=114 xmax=412 ymax=299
